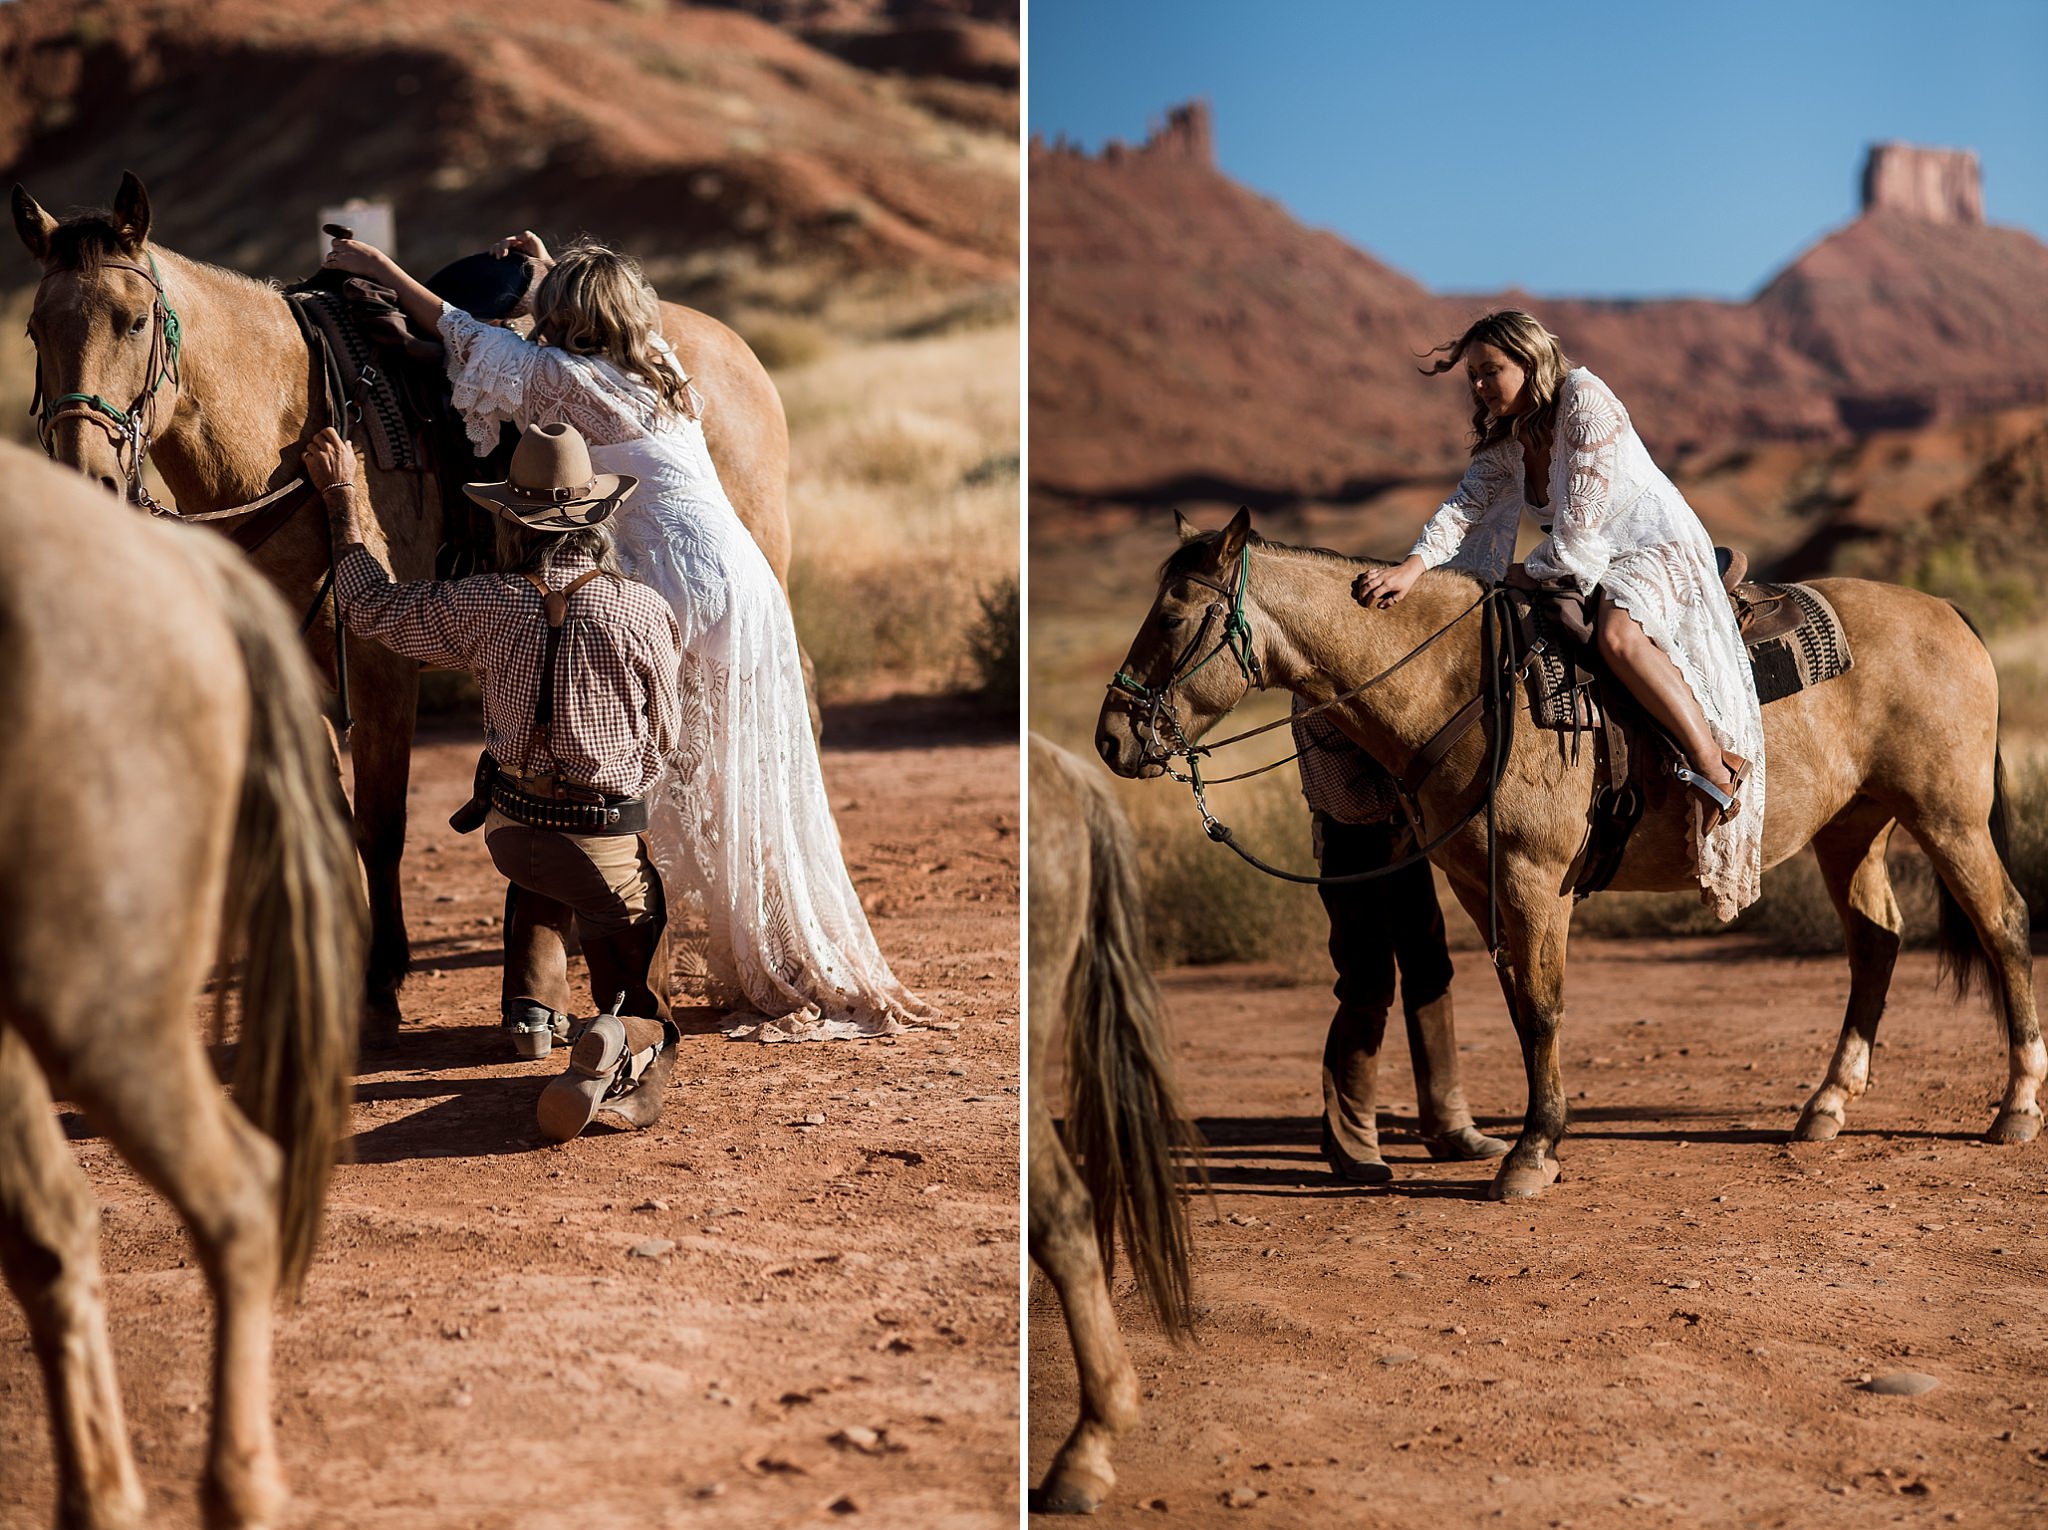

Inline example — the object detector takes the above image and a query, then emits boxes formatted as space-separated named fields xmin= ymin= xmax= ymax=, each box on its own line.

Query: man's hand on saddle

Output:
xmin=1352 ymin=555 xmax=1425 ymax=610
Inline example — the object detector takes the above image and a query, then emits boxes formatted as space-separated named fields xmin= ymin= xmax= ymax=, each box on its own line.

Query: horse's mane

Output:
xmin=39 ymin=210 xmax=278 ymax=300
xmin=1160 ymin=527 xmax=1484 ymax=592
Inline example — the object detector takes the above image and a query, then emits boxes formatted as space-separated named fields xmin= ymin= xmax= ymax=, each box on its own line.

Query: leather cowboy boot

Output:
xmin=581 ymin=909 xmax=671 ymax=1029
xmin=535 ymin=1012 xmax=679 ymax=1142
xmin=502 ymin=885 xmax=578 ymax=1059
xmin=1405 ymin=991 xmax=1508 ymax=1162
xmin=1320 ymin=1005 xmax=1392 ymax=1184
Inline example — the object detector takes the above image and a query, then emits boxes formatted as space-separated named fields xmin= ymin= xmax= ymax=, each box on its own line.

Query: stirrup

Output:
xmin=1672 ymin=751 xmax=1750 ymax=829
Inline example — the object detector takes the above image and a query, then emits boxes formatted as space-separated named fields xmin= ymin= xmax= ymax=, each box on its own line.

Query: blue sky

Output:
xmin=1027 ymin=0 xmax=2048 ymax=299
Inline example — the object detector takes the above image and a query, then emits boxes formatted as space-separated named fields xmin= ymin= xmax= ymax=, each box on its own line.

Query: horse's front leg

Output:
xmin=1450 ymin=873 xmax=1572 ymax=1199
xmin=344 ymin=639 xmax=418 ymax=1047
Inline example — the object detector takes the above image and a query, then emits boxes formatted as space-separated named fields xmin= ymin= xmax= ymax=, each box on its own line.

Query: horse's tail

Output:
xmin=1934 ymin=603 xmax=2012 ymax=1024
xmin=216 ymin=559 xmax=365 ymax=1293
xmin=1062 ymin=774 xmax=1199 ymax=1332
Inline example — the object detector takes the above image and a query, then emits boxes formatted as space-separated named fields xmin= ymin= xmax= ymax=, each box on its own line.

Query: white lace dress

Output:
xmin=1409 ymin=367 xmax=1765 ymax=919
xmin=439 ymin=304 xmax=932 ymax=1039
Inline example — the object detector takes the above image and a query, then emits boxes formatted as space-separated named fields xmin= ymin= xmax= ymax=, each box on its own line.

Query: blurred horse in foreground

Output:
xmin=1028 ymin=733 xmax=1200 ymax=1514
xmin=0 ymin=442 xmax=362 ymax=1529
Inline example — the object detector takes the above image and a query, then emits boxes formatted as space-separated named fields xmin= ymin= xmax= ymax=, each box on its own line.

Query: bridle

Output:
xmin=1104 ymin=541 xmax=1534 ymax=960
xmin=29 ymin=254 xmax=183 ymax=517
xmin=1104 ymin=542 xmax=1263 ymax=771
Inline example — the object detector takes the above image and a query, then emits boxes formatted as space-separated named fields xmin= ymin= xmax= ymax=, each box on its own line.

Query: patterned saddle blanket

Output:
xmin=1517 ymin=578 xmax=1855 ymax=734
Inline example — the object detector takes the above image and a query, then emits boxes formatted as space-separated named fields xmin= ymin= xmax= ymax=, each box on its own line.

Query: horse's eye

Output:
xmin=1160 ymin=614 xmax=1185 ymax=632
xmin=127 ymin=313 xmax=149 ymax=336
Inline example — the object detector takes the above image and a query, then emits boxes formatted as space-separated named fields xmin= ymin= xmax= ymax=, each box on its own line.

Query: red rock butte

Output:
xmin=1030 ymin=105 xmax=2048 ymax=508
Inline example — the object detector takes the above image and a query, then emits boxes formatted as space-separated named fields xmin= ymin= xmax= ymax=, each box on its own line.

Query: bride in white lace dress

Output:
xmin=1353 ymin=311 xmax=1764 ymax=920
xmin=323 ymin=232 xmax=930 ymax=1039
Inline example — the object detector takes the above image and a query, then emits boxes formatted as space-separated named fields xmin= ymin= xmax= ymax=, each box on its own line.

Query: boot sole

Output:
xmin=535 ymin=1019 xmax=627 ymax=1142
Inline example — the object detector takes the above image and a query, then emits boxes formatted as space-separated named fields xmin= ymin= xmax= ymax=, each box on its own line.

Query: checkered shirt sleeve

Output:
xmin=336 ymin=547 xmax=683 ymax=797
xmin=1291 ymin=696 xmax=1402 ymax=826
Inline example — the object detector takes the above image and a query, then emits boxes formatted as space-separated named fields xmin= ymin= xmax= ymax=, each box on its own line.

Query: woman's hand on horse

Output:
xmin=1352 ymin=555 xmax=1425 ymax=610
xmin=303 ymin=427 xmax=356 ymax=494
xmin=323 ymin=237 xmax=398 ymax=283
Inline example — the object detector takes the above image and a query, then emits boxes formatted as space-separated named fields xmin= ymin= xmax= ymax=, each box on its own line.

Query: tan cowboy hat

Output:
xmin=463 ymin=422 xmax=637 ymax=530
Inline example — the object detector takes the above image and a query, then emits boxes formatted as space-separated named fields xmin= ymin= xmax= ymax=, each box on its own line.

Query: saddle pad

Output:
xmin=1738 ymin=580 xmax=1854 ymax=705
xmin=1516 ymin=579 xmax=1854 ymax=729
xmin=288 ymin=289 xmax=421 ymax=474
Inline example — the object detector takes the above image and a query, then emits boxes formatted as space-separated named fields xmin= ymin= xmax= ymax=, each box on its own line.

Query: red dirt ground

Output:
xmin=1030 ymin=937 xmax=2048 ymax=1528
xmin=0 ymin=701 xmax=1020 ymax=1530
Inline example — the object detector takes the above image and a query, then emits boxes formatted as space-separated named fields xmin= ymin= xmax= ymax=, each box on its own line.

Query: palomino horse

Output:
xmin=1097 ymin=509 xmax=2044 ymax=1200
xmin=12 ymin=172 xmax=793 ymax=1041
xmin=0 ymin=441 xmax=362 ymax=1528
xmin=1029 ymin=733 xmax=1198 ymax=1514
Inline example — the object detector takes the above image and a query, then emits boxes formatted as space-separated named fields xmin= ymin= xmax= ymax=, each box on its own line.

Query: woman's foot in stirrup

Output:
xmin=1674 ymin=750 xmax=1745 ymax=828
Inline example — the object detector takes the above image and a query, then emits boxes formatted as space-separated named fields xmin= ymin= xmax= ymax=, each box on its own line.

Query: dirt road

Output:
xmin=1030 ymin=936 xmax=2048 ymax=1528
xmin=1 ymin=703 xmax=1020 ymax=1530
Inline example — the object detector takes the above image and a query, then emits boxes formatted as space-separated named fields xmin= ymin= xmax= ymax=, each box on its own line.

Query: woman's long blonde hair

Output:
xmin=1421 ymin=310 xmax=1573 ymax=455
xmin=530 ymin=241 xmax=697 ymax=420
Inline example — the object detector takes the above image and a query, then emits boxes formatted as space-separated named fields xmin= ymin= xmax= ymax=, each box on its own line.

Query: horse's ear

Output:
xmin=12 ymin=184 xmax=56 ymax=265
xmin=1173 ymin=509 xmax=1200 ymax=543
xmin=1216 ymin=505 xmax=1253 ymax=562
xmin=110 ymin=171 xmax=150 ymax=250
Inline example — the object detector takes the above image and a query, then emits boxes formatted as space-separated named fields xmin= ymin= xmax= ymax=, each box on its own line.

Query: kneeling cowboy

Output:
xmin=306 ymin=422 xmax=682 ymax=1141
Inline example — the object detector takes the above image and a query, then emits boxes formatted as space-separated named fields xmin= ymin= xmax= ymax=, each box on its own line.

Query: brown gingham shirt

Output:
xmin=336 ymin=546 xmax=683 ymax=797
xmin=1291 ymin=697 xmax=1402 ymax=827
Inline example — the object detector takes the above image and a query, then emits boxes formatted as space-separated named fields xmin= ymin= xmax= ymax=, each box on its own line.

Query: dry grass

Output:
xmin=778 ymin=319 xmax=1019 ymax=700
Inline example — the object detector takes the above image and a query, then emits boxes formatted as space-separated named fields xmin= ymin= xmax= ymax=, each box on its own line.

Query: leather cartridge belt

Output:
xmin=490 ymin=774 xmax=648 ymax=836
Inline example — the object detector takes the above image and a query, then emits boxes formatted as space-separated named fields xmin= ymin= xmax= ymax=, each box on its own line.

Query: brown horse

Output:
xmin=0 ymin=440 xmax=363 ymax=1528
xmin=1029 ymin=733 xmax=1198 ymax=1514
xmin=12 ymin=172 xmax=794 ymax=1039
xmin=1097 ymin=509 xmax=2044 ymax=1200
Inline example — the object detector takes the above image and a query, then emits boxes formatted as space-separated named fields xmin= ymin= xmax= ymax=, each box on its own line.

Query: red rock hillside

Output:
xmin=1030 ymin=105 xmax=2048 ymax=509
xmin=0 ymin=0 xmax=1017 ymax=301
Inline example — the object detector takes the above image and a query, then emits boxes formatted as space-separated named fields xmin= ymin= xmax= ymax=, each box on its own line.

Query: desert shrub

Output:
xmin=966 ymin=576 xmax=1018 ymax=710
xmin=1120 ymin=773 xmax=1326 ymax=971
xmin=1905 ymin=540 xmax=2037 ymax=633
xmin=2006 ymin=755 xmax=2048 ymax=927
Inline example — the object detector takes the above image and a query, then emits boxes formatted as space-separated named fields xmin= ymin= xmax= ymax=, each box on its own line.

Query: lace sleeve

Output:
xmin=1410 ymin=444 xmax=1519 ymax=579
xmin=1523 ymin=373 xmax=1624 ymax=594
xmin=438 ymin=305 xmax=646 ymax=454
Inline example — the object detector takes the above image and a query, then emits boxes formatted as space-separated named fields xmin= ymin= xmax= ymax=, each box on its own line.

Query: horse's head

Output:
xmin=13 ymin=172 xmax=182 ymax=501
xmin=1096 ymin=506 xmax=1264 ymax=778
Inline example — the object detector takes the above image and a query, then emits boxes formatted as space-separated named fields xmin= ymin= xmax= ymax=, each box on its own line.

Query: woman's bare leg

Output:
xmin=1595 ymin=602 xmax=1735 ymax=791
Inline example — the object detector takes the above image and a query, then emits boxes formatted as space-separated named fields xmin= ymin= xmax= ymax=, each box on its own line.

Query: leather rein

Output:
xmin=1104 ymin=546 xmax=1539 ymax=959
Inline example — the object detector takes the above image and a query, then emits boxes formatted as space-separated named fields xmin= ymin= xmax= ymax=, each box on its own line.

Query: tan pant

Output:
xmin=484 ymin=809 xmax=653 ymax=936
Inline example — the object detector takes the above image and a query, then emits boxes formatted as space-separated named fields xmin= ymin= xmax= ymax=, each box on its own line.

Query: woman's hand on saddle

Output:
xmin=1352 ymin=555 xmax=1424 ymax=610
xmin=492 ymin=230 xmax=551 ymax=265
xmin=323 ymin=236 xmax=399 ymax=285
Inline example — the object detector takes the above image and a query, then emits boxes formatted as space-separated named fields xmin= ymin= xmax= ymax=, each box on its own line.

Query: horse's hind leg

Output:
xmin=56 ymin=1011 xmax=289 ymax=1529
xmin=1029 ymin=1093 xmax=1142 ymax=1514
xmin=0 ymin=1029 xmax=148 ymax=1530
xmin=1794 ymin=807 xmax=1904 ymax=1142
xmin=1913 ymin=816 xmax=2045 ymax=1143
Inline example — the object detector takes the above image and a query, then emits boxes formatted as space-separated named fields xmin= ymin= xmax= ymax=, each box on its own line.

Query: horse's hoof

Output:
xmin=1029 ymin=1479 xmax=1105 ymax=1516
xmin=1425 ymin=1125 xmax=1511 ymax=1162
xmin=1791 ymin=1111 xmax=1842 ymax=1143
xmin=1986 ymin=1109 xmax=2042 ymax=1145
xmin=1487 ymin=1157 xmax=1560 ymax=1200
